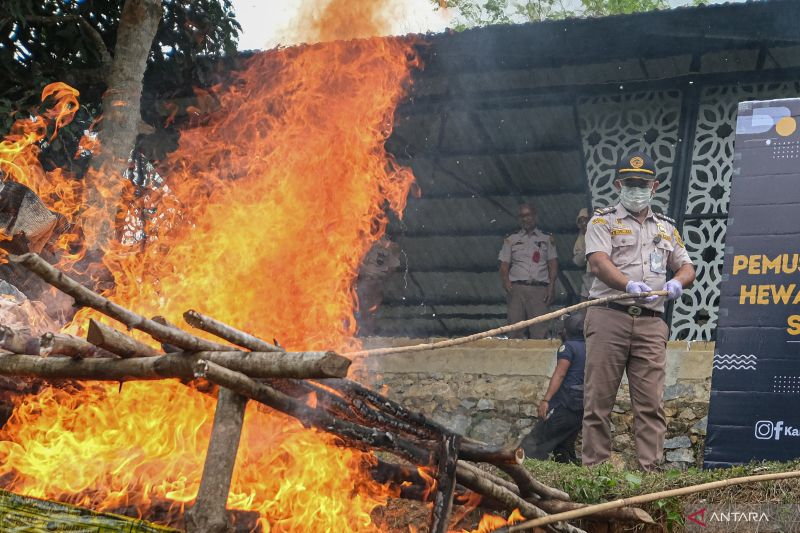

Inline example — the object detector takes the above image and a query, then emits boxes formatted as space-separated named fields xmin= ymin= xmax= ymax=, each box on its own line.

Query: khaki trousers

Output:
xmin=582 ymin=306 xmax=669 ymax=471
xmin=507 ymin=284 xmax=549 ymax=339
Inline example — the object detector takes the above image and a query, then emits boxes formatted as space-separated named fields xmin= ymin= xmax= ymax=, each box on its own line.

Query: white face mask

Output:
xmin=619 ymin=185 xmax=653 ymax=213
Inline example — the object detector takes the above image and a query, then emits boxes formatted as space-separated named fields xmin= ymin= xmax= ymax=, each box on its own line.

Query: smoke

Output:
xmin=266 ymin=0 xmax=452 ymax=46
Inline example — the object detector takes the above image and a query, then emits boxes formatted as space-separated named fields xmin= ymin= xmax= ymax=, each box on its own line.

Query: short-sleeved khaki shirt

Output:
xmin=498 ymin=228 xmax=558 ymax=283
xmin=585 ymin=203 xmax=692 ymax=312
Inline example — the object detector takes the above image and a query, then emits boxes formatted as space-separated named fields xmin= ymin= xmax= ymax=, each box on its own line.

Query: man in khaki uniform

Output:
xmin=583 ymin=152 xmax=695 ymax=471
xmin=498 ymin=203 xmax=559 ymax=339
xmin=572 ymin=207 xmax=594 ymax=300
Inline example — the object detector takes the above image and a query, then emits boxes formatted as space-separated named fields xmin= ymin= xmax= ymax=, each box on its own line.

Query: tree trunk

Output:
xmin=84 ymin=0 xmax=163 ymax=252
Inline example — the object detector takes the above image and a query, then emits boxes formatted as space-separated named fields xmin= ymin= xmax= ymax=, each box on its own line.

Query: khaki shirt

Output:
xmin=585 ymin=203 xmax=692 ymax=312
xmin=498 ymin=228 xmax=557 ymax=283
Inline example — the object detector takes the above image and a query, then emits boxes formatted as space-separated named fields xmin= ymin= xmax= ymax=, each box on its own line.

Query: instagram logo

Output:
xmin=754 ymin=420 xmax=789 ymax=440
xmin=754 ymin=420 xmax=774 ymax=439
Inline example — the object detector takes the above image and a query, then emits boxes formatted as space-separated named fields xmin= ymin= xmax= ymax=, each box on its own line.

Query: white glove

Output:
xmin=625 ymin=280 xmax=658 ymax=303
xmin=664 ymin=279 xmax=683 ymax=300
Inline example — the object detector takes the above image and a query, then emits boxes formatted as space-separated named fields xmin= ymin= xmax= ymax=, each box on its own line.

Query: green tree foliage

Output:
xmin=0 ymin=0 xmax=241 ymax=174
xmin=0 ymin=0 xmax=241 ymax=131
xmin=437 ymin=0 xmax=674 ymax=28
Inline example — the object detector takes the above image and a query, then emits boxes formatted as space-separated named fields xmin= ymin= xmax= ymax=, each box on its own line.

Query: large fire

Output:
xmin=0 ymin=1 xmax=421 ymax=530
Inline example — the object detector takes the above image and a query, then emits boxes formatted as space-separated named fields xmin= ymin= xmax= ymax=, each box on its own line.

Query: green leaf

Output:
xmin=624 ymin=472 xmax=642 ymax=487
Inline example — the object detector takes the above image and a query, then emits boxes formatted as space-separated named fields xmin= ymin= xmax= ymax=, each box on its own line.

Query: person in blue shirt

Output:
xmin=520 ymin=311 xmax=586 ymax=463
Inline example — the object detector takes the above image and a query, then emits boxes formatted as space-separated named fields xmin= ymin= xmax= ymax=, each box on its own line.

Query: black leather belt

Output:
xmin=605 ymin=301 xmax=662 ymax=318
xmin=511 ymin=280 xmax=548 ymax=287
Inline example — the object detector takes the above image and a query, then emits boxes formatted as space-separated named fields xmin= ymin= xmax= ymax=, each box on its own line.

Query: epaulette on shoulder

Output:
xmin=654 ymin=211 xmax=676 ymax=225
xmin=593 ymin=206 xmax=615 ymax=216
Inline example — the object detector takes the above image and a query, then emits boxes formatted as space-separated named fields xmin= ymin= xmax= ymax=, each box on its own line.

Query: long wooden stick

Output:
xmin=0 ymin=350 xmax=350 ymax=381
xmin=9 ymin=253 xmax=232 ymax=352
xmin=345 ymin=291 xmax=667 ymax=357
xmin=500 ymin=470 xmax=800 ymax=532
xmin=184 ymin=310 xmax=283 ymax=352
xmin=498 ymin=463 xmax=570 ymax=501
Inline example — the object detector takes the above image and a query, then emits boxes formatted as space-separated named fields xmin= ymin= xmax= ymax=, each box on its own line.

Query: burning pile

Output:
xmin=0 ymin=253 xmax=614 ymax=533
xmin=0 ymin=31 xmax=420 ymax=531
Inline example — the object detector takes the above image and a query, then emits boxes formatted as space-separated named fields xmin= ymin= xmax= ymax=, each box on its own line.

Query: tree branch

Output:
xmin=0 ymin=350 xmax=350 ymax=381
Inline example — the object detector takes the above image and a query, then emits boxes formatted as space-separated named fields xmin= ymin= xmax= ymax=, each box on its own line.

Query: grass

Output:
xmin=519 ymin=458 xmax=800 ymax=530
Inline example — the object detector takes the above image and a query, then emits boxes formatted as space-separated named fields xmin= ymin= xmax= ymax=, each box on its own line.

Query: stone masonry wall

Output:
xmin=352 ymin=338 xmax=713 ymax=470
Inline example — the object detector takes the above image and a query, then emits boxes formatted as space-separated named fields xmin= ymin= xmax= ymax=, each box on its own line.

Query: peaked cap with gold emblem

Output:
xmin=616 ymin=151 xmax=657 ymax=180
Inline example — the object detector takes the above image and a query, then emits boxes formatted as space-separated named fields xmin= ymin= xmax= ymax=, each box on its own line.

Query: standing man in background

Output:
xmin=582 ymin=152 xmax=695 ymax=471
xmin=498 ymin=202 xmax=559 ymax=339
xmin=572 ymin=207 xmax=594 ymax=300
xmin=356 ymin=235 xmax=402 ymax=336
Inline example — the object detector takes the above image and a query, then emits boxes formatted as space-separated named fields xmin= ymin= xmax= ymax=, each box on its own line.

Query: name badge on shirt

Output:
xmin=650 ymin=251 xmax=666 ymax=274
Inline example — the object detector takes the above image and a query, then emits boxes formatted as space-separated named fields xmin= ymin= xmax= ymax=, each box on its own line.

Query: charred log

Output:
xmin=430 ymin=433 xmax=460 ymax=533
xmin=194 ymin=360 xmax=434 ymax=466
xmin=322 ymin=378 xmax=523 ymax=465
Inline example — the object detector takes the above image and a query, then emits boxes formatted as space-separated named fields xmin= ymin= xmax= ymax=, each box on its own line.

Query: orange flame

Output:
xmin=465 ymin=509 xmax=526 ymax=533
xmin=0 ymin=9 xmax=421 ymax=533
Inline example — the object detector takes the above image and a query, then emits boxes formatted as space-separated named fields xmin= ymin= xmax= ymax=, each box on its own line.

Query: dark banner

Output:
xmin=704 ymin=98 xmax=800 ymax=468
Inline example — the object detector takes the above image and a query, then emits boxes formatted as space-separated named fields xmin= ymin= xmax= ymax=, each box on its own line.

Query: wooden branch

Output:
xmin=184 ymin=310 xmax=283 ymax=352
xmin=151 ymin=316 xmax=182 ymax=353
xmin=87 ymin=319 xmax=161 ymax=358
xmin=458 ymin=461 xmax=519 ymax=494
xmin=194 ymin=360 xmax=434 ymax=466
xmin=346 ymin=291 xmax=667 ymax=357
xmin=498 ymin=464 xmax=570 ymax=501
xmin=0 ymin=325 xmax=40 ymax=355
xmin=430 ymin=433 xmax=460 ymax=533
xmin=0 ymin=350 xmax=350 ymax=381
xmin=269 ymin=379 xmax=355 ymax=420
xmin=39 ymin=332 xmax=101 ymax=358
xmin=185 ymin=387 xmax=248 ymax=533
xmin=454 ymin=462 xmax=585 ymax=533
xmin=500 ymin=470 xmax=800 ymax=532
xmin=10 ymin=253 xmax=233 ymax=353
